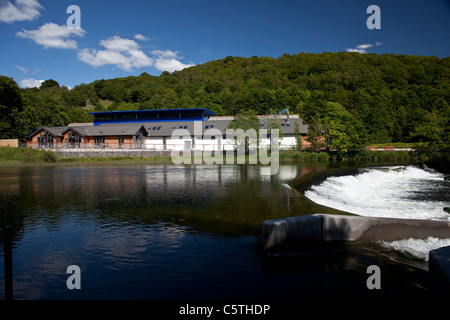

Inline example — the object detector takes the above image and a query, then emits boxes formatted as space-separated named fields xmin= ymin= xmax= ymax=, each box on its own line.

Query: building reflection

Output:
xmin=0 ymin=163 xmax=334 ymax=244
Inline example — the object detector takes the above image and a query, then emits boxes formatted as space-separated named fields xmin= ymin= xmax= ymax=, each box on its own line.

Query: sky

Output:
xmin=0 ymin=0 xmax=449 ymax=89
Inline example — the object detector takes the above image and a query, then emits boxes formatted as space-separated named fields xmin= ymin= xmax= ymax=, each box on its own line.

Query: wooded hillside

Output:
xmin=1 ymin=52 xmax=449 ymax=150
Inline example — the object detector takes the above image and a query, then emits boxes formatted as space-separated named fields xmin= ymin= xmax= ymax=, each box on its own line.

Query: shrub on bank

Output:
xmin=0 ymin=146 xmax=57 ymax=163
xmin=279 ymin=150 xmax=329 ymax=161
xmin=279 ymin=149 xmax=423 ymax=163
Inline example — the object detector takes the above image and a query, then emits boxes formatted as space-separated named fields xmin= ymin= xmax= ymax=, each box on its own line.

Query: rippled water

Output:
xmin=304 ymin=165 xmax=450 ymax=261
xmin=0 ymin=162 xmax=445 ymax=300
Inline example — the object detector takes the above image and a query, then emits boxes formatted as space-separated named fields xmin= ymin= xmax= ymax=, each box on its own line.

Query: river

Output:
xmin=0 ymin=162 xmax=448 ymax=301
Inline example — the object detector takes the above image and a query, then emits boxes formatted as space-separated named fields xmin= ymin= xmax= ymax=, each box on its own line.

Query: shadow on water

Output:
xmin=1 ymin=208 xmax=13 ymax=300
xmin=0 ymin=160 xmax=439 ymax=300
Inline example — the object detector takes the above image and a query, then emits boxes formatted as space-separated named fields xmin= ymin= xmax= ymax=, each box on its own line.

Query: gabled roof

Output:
xmin=62 ymin=124 xmax=149 ymax=137
xmin=145 ymin=120 xmax=233 ymax=137
xmin=145 ymin=118 xmax=308 ymax=137
xmin=25 ymin=117 xmax=309 ymax=139
xmin=259 ymin=118 xmax=309 ymax=134
xmin=25 ymin=126 xmax=67 ymax=138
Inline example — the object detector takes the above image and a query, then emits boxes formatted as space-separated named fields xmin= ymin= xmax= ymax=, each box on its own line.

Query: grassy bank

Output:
xmin=278 ymin=149 xmax=425 ymax=163
xmin=0 ymin=146 xmax=57 ymax=163
xmin=0 ymin=146 xmax=428 ymax=166
xmin=0 ymin=146 xmax=173 ymax=164
xmin=58 ymin=154 xmax=173 ymax=163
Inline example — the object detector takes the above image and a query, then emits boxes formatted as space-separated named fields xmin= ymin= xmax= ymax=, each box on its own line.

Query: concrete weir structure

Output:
xmin=262 ymin=214 xmax=450 ymax=297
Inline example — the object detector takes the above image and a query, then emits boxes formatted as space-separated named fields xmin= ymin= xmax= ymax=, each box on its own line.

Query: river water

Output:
xmin=0 ymin=162 xmax=448 ymax=301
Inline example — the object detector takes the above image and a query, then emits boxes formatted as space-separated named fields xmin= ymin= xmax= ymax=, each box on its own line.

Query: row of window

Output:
xmin=149 ymin=125 xmax=216 ymax=131
xmin=95 ymin=111 xmax=205 ymax=122
xmin=38 ymin=131 xmax=145 ymax=146
xmin=260 ymin=123 xmax=291 ymax=127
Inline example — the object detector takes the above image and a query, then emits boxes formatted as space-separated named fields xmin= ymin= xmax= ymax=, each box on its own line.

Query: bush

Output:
xmin=0 ymin=147 xmax=58 ymax=163
xmin=19 ymin=148 xmax=57 ymax=163
xmin=0 ymin=146 xmax=21 ymax=161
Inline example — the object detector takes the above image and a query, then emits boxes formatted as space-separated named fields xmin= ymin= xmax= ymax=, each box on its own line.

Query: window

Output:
xmin=181 ymin=111 xmax=202 ymax=118
xmin=135 ymin=132 xmax=145 ymax=149
xmin=159 ymin=111 xmax=177 ymax=119
xmin=205 ymin=125 xmax=214 ymax=129
xmin=94 ymin=137 xmax=105 ymax=148
xmin=116 ymin=113 xmax=136 ymax=120
xmin=118 ymin=136 xmax=124 ymax=148
xmin=38 ymin=131 xmax=54 ymax=148
xmin=96 ymin=114 xmax=115 ymax=121
xmin=137 ymin=112 xmax=158 ymax=120
xmin=67 ymin=131 xmax=82 ymax=148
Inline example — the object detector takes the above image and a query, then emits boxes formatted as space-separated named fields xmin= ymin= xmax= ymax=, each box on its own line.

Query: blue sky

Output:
xmin=1 ymin=0 xmax=449 ymax=89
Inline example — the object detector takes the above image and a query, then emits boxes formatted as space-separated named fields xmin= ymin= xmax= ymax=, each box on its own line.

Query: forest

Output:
xmin=1 ymin=51 xmax=449 ymax=163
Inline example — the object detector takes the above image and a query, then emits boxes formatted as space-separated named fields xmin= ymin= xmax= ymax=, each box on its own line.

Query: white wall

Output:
xmin=146 ymin=135 xmax=297 ymax=150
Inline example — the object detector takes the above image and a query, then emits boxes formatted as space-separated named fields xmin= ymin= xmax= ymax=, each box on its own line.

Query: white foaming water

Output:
xmin=305 ymin=165 xmax=450 ymax=259
xmin=304 ymin=166 xmax=450 ymax=221
xmin=379 ymin=237 xmax=450 ymax=261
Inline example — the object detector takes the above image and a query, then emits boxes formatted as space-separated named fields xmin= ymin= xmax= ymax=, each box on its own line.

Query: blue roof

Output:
xmin=88 ymin=108 xmax=217 ymax=116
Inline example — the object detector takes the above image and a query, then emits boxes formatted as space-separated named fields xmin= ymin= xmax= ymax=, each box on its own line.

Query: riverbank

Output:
xmin=1 ymin=160 xmax=446 ymax=301
xmin=0 ymin=146 xmax=426 ymax=166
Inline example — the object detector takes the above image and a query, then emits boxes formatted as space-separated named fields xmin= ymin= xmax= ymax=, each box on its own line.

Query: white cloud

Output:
xmin=77 ymin=35 xmax=153 ymax=71
xmin=201 ymin=48 xmax=213 ymax=55
xmin=15 ymin=64 xmax=29 ymax=73
xmin=134 ymin=33 xmax=150 ymax=42
xmin=20 ymin=77 xmax=43 ymax=88
xmin=16 ymin=22 xmax=85 ymax=49
xmin=100 ymin=35 xmax=140 ymax=52
xmin=346 ymin=42 xmax=382 ymax=54
xmin=0 ymin=0 xmax=43 ymax=24
xmin=356 ymin=44 xmax=373 ymax=50
xmin=151 ymin=49 xmax=195 ymax=73
xmin=346 ymin=48 xmax=367 ymax=54
xmin=77 ymin=36 xmax=194 ymax=73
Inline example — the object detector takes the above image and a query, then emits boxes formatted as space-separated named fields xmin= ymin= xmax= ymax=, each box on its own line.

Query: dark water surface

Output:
xmin=0 ymin=162 xmax=439 ymax=301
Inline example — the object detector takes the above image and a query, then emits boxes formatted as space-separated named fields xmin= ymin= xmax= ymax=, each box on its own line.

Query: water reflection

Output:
xmin=0 ymin=162 xmax=349 ymax=299
xmin=0 ymin=163 xmax=345 ymax=246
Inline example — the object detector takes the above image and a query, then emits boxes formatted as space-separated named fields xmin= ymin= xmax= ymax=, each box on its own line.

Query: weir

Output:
xmin=262 ymin=214 xmax=450 ymax=298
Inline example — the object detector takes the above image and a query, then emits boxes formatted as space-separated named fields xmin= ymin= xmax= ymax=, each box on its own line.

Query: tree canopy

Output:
xmin=0 ymin=52 xmax=448 ymax=153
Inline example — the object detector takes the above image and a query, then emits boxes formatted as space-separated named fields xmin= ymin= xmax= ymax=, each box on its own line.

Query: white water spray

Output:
xmin=304 ymin=166 xmax=450 ymax=260
xmin=305 ymin=166 xmax=450 ymax=221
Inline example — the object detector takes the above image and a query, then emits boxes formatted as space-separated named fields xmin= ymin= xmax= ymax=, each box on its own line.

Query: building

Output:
xmin=25 ymin=108 xmax=312 ymax=151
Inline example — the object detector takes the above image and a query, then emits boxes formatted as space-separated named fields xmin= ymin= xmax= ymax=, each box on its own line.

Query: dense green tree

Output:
xmin=306 ymin=116 xmax=326 ymax=152
xmin=0 ymin=76 xmax=23 ymax=138
xmin=0 ymin=51 xmax=448 ymax=161
xmin=228 ymin=109 xmax=260 ymax=153
xmin=40 ymin=79 xmax=60 ymax=90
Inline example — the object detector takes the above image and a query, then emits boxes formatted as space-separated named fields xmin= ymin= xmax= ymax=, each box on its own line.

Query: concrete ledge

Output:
xmin=320 ymin=214 xmax=450 ymax=242
xmin=263 ymin=215 xmax=322 ymax=250
xmin=429 ymin=246 xmax=450 ymax=299
xmin=262 ymin=214 xmax=450 ymax=298
xmin=262 ymin=214 xmax=450 ymax=250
